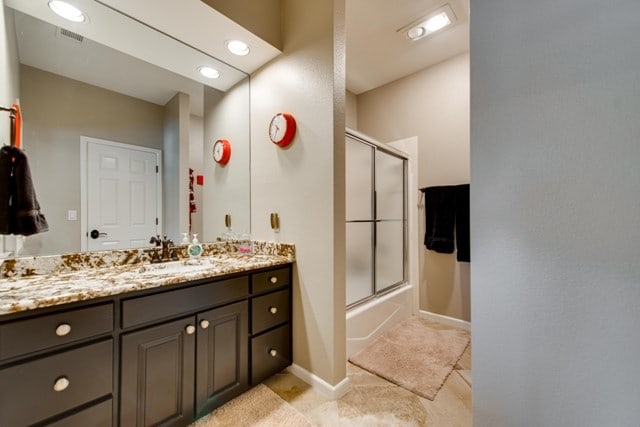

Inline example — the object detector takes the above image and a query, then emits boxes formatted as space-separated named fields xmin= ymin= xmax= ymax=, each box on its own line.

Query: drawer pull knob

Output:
xmin=269 ymin=306 xmax=278 ymax=314
xmin=200 ymin=320 xmax=210 ymax=329
xmin=269 ymin=276 xmax=278 ymax=284
xmin=55 ymin=323 xmax=71 ymax=337
xmin=185 ymin=325 xmax=196 ymax=335
xmin=53 ymin=376 xmax=70 ymax=392
xmin=269 ymin=349 xmax=278 ymax=357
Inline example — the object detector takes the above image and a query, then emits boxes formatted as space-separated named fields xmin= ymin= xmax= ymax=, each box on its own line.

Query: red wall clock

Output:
xmin=269 ymin=112 xmax=297 ymax=147
xmin=213 ymin=139 xmax=231 ymax=165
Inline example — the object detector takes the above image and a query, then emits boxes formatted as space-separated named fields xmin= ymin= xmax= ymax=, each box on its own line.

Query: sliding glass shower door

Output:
xmin=345 ymin=133 xmax=406 ymax=307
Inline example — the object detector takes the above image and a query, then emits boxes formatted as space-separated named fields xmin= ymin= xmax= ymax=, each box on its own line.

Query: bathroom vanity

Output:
xmin=0 ymin=244 xmax=294 ymax=426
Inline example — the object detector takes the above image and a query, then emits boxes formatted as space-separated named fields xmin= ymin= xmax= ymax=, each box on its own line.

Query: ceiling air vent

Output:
xmin=56 ymin=27 xmax=84 ymax=43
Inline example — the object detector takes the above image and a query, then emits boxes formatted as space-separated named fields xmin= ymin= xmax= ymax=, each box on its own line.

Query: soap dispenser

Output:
xmin=188 ymin=234 xmax=203 ymax=257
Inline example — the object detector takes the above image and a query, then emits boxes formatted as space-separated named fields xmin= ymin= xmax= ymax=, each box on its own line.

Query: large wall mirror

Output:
xmin=1 ymin=0 xmax=251 ymax=257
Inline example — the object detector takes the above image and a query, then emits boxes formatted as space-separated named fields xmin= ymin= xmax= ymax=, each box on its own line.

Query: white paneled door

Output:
xmin=84 ymin=137 xmax=160 ymax=252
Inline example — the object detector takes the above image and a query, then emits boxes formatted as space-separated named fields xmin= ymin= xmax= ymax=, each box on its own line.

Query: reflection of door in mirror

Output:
xmin=82 ymin=137 xmax=161 ymax=252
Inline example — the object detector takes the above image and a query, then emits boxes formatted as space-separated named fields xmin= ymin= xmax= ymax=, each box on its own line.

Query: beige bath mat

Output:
xmin=348 ymin=317 xmax=470 ymax=400
xmin=190 ymin=384 xmax=313 ymax=427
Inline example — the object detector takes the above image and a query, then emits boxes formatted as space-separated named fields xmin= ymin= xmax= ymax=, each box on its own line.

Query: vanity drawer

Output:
xmin=251 ymin=324 xmax=291 ymax=385
xmin=251 ymin=289 xmax=290 ymax=334
xmin=0 ymin=303 xmax=113 ymax=361
xmin=252 ymin=267 xmax=290 ymax=294
xmin=122 ymin=277 xmax=248 ymax=329
xmin=0 ymin=339 xmax=113 ymax=426
xmin=48 ymin=398 xmax=112 ymax=427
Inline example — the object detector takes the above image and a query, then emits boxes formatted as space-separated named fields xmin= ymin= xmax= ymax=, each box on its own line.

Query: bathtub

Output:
xmin=346 ymin=283 xmax=413 ymax=357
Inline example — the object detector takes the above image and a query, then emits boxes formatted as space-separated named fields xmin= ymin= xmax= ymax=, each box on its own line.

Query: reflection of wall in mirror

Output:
xmin=20 ymin=65 xmax=166 ymax=256
xmin=203 ymin=80 xmax=251 ymax=241
xmin=0 ymin=6 xmax=20 ymax=256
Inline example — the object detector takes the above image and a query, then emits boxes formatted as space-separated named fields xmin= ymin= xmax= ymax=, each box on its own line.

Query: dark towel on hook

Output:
xmin=422 ymin=186 xmax=456 ymax=253
xmin=455 ymin=184 xmax=470 ymax=262
xmin=0 ymin=145 xmax=49 ymax=236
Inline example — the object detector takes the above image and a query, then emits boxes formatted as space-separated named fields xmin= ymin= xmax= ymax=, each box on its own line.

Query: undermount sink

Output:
xmin=138 ymin=258 xmax=214 ymax=275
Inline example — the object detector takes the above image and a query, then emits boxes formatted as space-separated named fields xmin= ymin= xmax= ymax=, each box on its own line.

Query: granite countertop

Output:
xmin=0 ymin=242 xmax=294 ymax=316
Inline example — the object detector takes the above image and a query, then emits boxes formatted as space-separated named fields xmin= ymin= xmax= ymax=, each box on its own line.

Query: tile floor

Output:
xmin=265 ymin=325 xmax=472 ymax=426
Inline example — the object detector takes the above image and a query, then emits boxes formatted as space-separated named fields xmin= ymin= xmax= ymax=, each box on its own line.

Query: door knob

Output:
xmin=90 ymin=229 xmax=107 ymax=239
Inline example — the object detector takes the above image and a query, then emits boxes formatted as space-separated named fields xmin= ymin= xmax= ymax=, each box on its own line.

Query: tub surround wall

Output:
xmin=357 ymin=53 xmax=470 ymax=322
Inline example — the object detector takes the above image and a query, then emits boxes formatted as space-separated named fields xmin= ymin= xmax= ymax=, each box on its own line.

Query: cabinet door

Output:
xmin=195 ymin=301 xmax=248 ymax=418
xmin=120 ymin=316 xmax=195 ymax=427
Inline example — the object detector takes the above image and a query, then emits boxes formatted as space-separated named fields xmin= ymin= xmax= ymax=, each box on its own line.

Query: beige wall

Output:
xmin=202 ymin=80 xmax=251 ymax=241
xmin=19 ymin=65 xmax=165 ymax=256
xmin=472 ymin=1 xmax=640 ymax=424
xmin=346 ymin=90 xmax=358 ymax=129
xmin=250 ymin=0 xmax=347 ymax=386
xmin=163 ymin=92 xmax=191 ymax=243
xmin=357 ymin=52 xmax=470 ymax=321
xmin=0 ymin=3 xmax=18 ymax=141
xmin=200 ymin=0 xmax=282 ymax=50
xmin=0 ymin=2 xmax=20 ymax=255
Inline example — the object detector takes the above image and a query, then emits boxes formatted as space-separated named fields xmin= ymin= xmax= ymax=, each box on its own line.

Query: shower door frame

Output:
xmin=345 ymin=130 xmax=408 ymax=309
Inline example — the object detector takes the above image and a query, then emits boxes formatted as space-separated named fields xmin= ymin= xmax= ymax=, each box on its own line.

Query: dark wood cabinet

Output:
xmin=0 ymin=339 xmax=113 ymax=426
xmin=195 ymin=301 xmax=248 ymax=418
xmin=0 ymin=263 xmax=292 ymax=427
xmin=120 ymin=316 xmax=196 ymax=427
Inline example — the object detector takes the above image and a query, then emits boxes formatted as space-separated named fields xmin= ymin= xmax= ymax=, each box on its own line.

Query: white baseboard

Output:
xmin=286 ymin=363 xmax=350 ymax=400
xmin=418 ymin=310 xmax=471 ymax=331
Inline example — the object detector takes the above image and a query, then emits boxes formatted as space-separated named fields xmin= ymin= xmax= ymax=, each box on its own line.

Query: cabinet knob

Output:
xmin=269 ymin=349 xmax=278 ymax=357
xmin=269 ymin=306 xmax=278 ymax=315
xmin=269 ymin=276 xmax=278 ymax=284
xmin=55 ymin=323 xmax=71 ymax=337
xmin=53 ymin=376 xmax=70 ymax=392
xmin=200 ymin=320 xmax=210 ymax=329
xmin=185 ymin=325 xmax=196 ymax=335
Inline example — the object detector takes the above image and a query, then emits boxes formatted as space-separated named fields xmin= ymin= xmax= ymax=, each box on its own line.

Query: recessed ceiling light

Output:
xmin=400 ymin=4 xmax=457 ymax=41
xmin=407 ymin=12 xmax=451 ymax=40
xmin=423 ymin=12 xmax=451 ymax=33
xmin=226 ymin=40 xmax=250 ymax=56
xmin=406 ymin=26 xmax=426 ymax=40
xmin=48 ymin=1 xmax=86 ymax=23
xmin=198 ymin=66 xmax=220 ymax=79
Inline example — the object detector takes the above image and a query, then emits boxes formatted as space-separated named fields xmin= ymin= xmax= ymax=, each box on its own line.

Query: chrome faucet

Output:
xmin=149 ymin=235 xmax=177 ymax=263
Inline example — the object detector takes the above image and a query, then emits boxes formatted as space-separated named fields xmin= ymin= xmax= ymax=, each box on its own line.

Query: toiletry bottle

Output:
xmin=181 ymin=232 xmax=190 ymax=244
xmin=188 ymin=234 xmax=203 ymax=257
xmin=238 ymin=231 xmax=252 ymax=254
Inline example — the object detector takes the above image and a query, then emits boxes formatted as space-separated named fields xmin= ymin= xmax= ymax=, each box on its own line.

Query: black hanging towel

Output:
xmin=455 ymin=184 xmax=470 ymax=262
xmin=0 ymin=145 xmax=49 ymax=236
xmin=422 ymin=185 xmax=456 ymax=254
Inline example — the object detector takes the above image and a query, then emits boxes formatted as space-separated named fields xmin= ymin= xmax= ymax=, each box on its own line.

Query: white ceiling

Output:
xmin=346 ymin=0 xmax=470 ymax=94
xmin=6 ymin=0 xmax=469 ymax=109
xmin=12 ymin=11 xmax=207 ymax=115
xmin=4 ymin=0 xmax=282 ymax=116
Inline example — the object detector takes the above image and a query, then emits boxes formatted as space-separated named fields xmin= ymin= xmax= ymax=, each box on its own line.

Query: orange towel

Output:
xmin=11 ymin=103 xmax=21 ymax=148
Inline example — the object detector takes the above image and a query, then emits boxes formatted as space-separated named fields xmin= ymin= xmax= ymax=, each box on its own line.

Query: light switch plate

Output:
xmin=68 ymin=210 xmax=77 ymax=221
